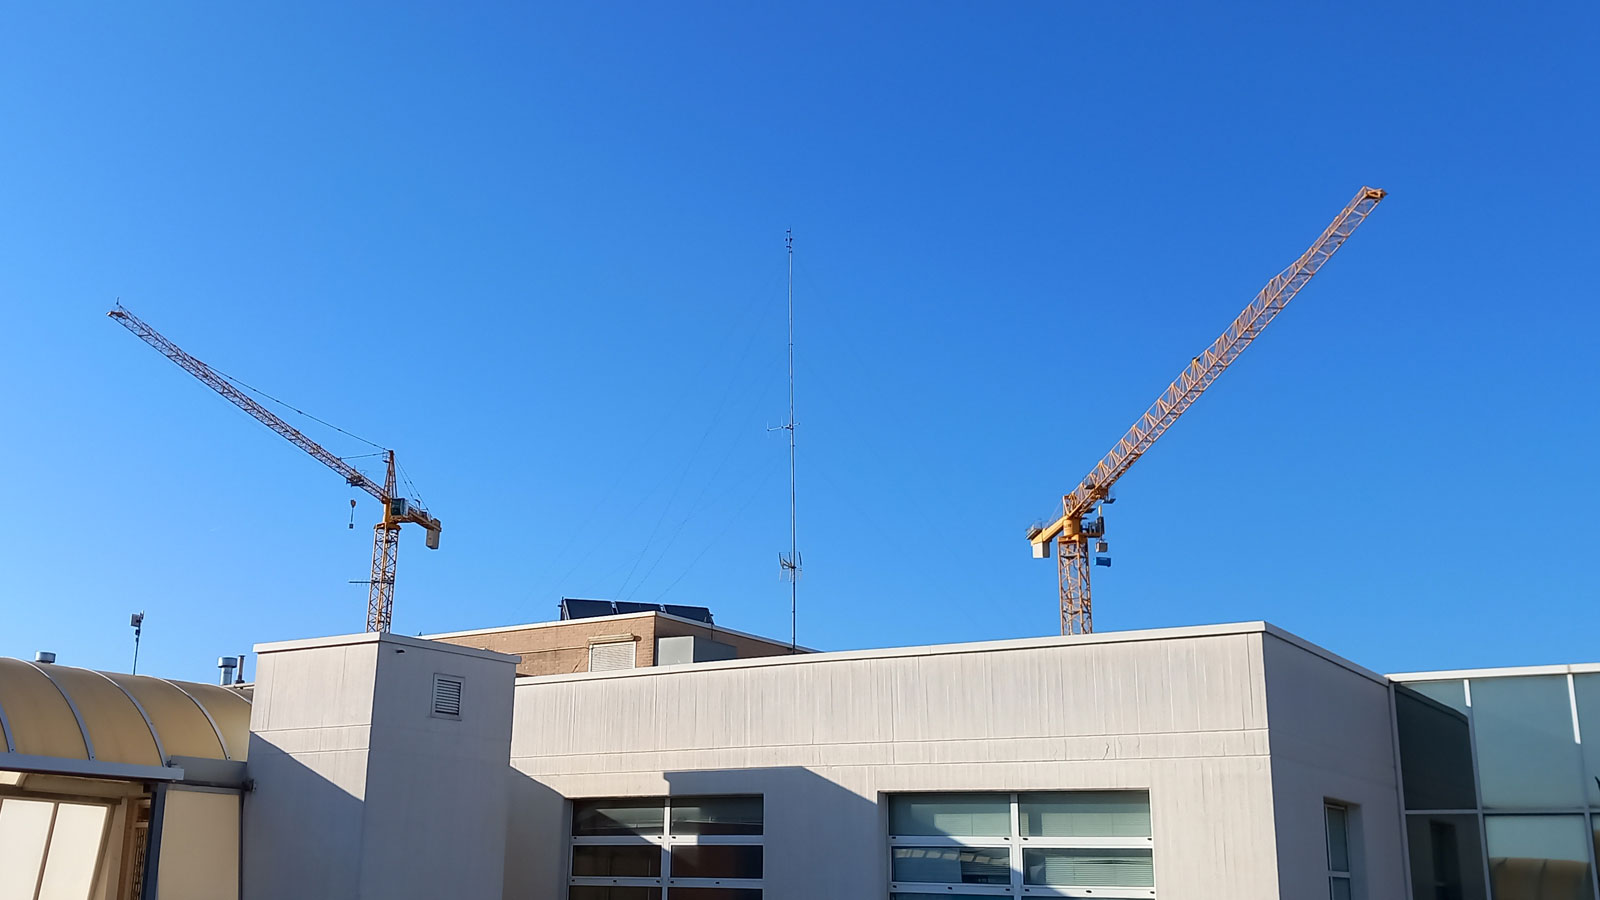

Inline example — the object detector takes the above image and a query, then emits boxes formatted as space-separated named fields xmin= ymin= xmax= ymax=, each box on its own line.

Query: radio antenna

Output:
xmin=777 ymin=229 xmax=800 ymax=650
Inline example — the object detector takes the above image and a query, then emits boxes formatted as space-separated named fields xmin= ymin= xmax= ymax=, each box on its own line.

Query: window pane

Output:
xmin=893 ymin=896 xmax=1002 ymax=900
xmin=889 ymin=794 xmax=1010 ymax=836
xmin=573 ymin=799 xmax=664 ymax=836
xmin=670 ymin=844 xmax=763 ymax=879
xmin=1019 ymin=791 xmax=1150 ymax=838
xmin=1572 ymin=674 xmax=1600 ymax=806
xmin=1396 ymin=685 xmax=1478 ymax=810
xmin=1410 ymin=679 xmax=1469 ymax=714
xmin=666 ymin=890 xmax=762 ymax=900
xmin=571 ymin=845 xmax=662 ymax=878
xmin=891 ymin=846 xmax=1009 ymax=885
xmin=670 ymin=796 xmax=763 ymax=835
xmin=1329 ymin=876 xmax=1352 ymax=900
xmin=568 ymin=888 xmax=661 ymax=900
xmin=1405 ymin=814 xmax=1488 ymax=900
xmin=0 ymin=798 xmax=54 ymax=899
xmin=38 ymin=803 xmax=108 ymax=900
xmin=1471 ymin=676 xmax=1586 ymax=808
xmin=1484 ymin=815 xmax=1595 ymax=899
xmin=1022 ymin=848 xmax=1154 ymax=887
xmin=1325 ymin=805 xmax=1350 ymax=872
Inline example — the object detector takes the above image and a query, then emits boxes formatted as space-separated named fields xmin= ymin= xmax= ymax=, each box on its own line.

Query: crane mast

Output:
xmin=108 ymin=305 xmax=441 ymax=632
xmin=1028 ymin=187 xmax=1386 ymax=635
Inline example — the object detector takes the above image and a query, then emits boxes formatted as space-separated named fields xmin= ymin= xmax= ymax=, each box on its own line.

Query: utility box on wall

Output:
xmin=241 ymin=632 xmax=517 ymax=900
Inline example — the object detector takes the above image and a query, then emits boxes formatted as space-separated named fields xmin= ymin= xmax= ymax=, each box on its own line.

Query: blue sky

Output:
xmin=2 ymin=3 xmax=1595 ymax=682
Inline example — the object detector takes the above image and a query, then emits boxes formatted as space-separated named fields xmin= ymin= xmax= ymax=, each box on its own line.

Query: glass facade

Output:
xmin=1396 ymin=672 xmax=1600 ymax=900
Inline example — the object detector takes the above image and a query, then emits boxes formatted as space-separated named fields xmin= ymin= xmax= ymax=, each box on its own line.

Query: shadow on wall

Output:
xmin=503 ymin=766 xmax=880 ymax=900
xmin=240 ymin=737 xmax=366 ymax=900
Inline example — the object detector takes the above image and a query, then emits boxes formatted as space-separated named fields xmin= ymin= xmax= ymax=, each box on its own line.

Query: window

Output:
xmin=0 ymin=799 xmax=111 ymax=900
xmin=431 ymin=673 xmax=463 ymax=718
xmin=569 ymin=796 xmax=762 ymax=899
xmin=1325 ymin=804 xmax=1352 ymax=900
xmin=887 ymin=792 xmax=1154 ymax=898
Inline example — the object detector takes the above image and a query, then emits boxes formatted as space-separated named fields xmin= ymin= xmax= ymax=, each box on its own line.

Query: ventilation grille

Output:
xmin=432 ymin=674 xmax=463 ymax=718
xmin=588 ymin=641 xmax=637 ymax=672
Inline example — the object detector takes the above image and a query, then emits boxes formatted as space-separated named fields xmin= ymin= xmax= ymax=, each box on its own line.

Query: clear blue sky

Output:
xmin=2 ymin=3 xmax=1595 ymax=682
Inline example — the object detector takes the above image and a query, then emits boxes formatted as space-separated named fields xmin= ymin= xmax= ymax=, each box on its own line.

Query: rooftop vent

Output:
xmin=34 ymin=651 xmax=56 ymax=664
xmin=218 ymin=656 xmax=238 ymax=685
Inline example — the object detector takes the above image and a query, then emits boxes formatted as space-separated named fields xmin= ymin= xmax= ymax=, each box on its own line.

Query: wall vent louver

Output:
xmin=431 ymin=674 xmax=463 ymax=719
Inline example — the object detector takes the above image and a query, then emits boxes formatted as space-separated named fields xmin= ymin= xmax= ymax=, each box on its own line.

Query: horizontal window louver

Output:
xmin=589 ymin=641 xmax=636 ymax=672
xmin=432 ymin=675 xmax=463 ymax=718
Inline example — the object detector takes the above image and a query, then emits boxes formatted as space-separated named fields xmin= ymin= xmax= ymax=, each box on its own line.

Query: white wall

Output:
xmin=506 ymin=624 xmax=1294 ymax=899
xmin=1260 ymin=632 xmax=1406 ymax=898
xmin=242 ymin=633 xmax=516 ymax=900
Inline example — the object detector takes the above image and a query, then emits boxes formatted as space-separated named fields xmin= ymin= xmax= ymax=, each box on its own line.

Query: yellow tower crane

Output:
xmin=109 ymin=305 xmax=441 ymax=632
xmin=1027 ymin=187 xmax=1386 ymax=635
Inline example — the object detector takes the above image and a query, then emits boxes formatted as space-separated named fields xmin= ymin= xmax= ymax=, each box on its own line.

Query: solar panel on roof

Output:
xmin=663 ymin=605 xmax=714 ymax=624
xmin=614 ymin=601 xmax=661 ymax=615
xmin=560 ymin=598 xmax=617 ymax=620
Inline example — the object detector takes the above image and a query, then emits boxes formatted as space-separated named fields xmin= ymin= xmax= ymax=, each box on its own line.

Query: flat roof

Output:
xmin=513 ymin=620 xmax=1386 ymax=687
xmin=254 ymin=630 xmax=519 ymax=664
xmin=422 ymin=611 xmax=809 ymax=652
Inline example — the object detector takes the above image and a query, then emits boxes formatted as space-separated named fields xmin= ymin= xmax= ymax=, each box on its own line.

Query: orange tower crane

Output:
xmin=1027 ymin=187 xmax=1386 ymax=635
xmin=109 ymin=305 xmax=441 ymax=632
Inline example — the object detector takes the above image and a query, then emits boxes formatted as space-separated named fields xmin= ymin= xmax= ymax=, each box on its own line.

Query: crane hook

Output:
xmin=349 ymin=498 xmax=357 ymax=529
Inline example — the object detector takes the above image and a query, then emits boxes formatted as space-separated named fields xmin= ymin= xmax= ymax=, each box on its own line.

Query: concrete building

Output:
xmin=3 ymin=617 xmax=1598 ymax=899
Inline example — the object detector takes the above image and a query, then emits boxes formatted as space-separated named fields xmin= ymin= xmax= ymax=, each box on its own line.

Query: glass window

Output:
xmin=1404 ymin=814 xmax=1488 ymax=900
xmin=1471 ymin=676 xmax=1586 ymax=809
xmin=1019 ymin=791 xmax=1151 ymax=838
xmin=568 ymin=889 xmax=661 ymax=900
xmin=670 ymin=796 xmax=763 ymax=836
xmin=1325 ymin=804 xmax=1353 ymax=900
xmin=569 ymin=797 xmax=761 ymax=899
xmin=1022 ymin=848 xmax=1155 ymax=886
xmin=1484 ymin=815 xmax=1595 ymax=899
xmin=888 ymin=791 xmax=1156 ymax=898
xmin=0 ymin=799 xmax=54 ymax=900
xmin=891 ymin=847 xmax=1009 ymax=884
xmin=571 ymin=845 xmax=661 ymax=878
xmin=889 ymin=793 xmax=1010 ymax=837
xmin=36 ymin=804 xmax=109 ymax=900
xmin=669 ymin=845 xmax=763 ymax=880
xmin=573 ymin=799 xmax=665 ymax=836
xmin=1395 ymin=685 xmax=1478 ymax=811
xmin=1572 ymin=674 xmax=1600 ymax=807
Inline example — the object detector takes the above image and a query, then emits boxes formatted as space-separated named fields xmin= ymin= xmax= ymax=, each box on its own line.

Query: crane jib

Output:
xmin=1034 ymin=186 xmax=1385 ymax=636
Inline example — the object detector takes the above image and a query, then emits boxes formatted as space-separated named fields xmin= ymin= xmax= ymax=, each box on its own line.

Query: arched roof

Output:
xmin=0 ymin=658 xmax=251 ymax=771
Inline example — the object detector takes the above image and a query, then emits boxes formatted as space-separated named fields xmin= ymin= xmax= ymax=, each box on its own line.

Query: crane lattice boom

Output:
xmin=109 ymin=305 xmax=441 ymax=632
xmin=1028 ymin=186 xmax=1386 ymax=635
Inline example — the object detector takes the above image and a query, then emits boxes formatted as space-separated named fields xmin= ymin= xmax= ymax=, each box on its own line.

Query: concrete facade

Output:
xmin=427 ymin=611 xmax=801 ymax=676
xmin=242 ymin=632 xmax=517 ymax=900
xmin=503 ymin=621 xmax=1406 ymax=899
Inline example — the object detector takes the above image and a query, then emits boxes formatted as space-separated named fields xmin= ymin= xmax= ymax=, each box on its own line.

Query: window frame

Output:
xmin=886 ymin=791 xmax=1156 ymax=899
xmin=567 ymin=795 xmax=764 ymax=897
xmin=1324 ymin=802 xmax=1353 ymax=899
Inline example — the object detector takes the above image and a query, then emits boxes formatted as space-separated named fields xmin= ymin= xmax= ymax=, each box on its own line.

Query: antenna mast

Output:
xmin=779 ymin=229 xmax=800 ymax=650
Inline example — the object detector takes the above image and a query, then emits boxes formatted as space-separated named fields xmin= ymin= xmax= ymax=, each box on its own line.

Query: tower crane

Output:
xmin=1027 ymin=187 xmax=1386 ymax=635
xmin=108 ymin=305 xmax=441 ymax=633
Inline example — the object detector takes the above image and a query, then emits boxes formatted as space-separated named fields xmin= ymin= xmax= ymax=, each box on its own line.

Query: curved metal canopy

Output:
xmin=0 ymin=657 xmax=250 ymax=777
